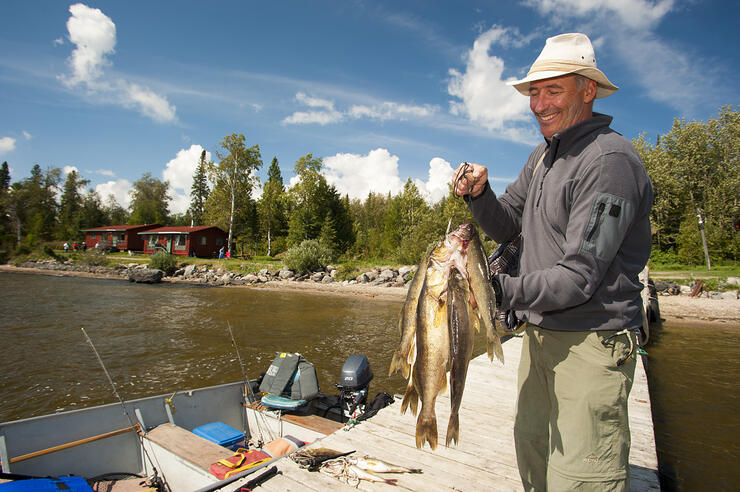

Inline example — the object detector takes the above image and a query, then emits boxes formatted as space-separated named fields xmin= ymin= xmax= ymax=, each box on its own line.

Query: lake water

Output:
xmin=1 ymin=271 xmax=737 ymax=490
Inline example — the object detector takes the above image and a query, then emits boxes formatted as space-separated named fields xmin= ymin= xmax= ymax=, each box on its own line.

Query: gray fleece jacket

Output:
xmin=468 ymin=113 xmax=653 ymax=332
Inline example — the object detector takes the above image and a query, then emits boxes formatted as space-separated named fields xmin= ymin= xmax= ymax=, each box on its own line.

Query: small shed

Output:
xmin=82 ymin=224 xmax=161 ymax=252
xmin=138 ymin=226 xmax=228 ymax=257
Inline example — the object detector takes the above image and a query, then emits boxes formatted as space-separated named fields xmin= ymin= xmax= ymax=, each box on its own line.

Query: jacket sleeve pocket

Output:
xmin=579 ymin=192 xmax=634 ymax=261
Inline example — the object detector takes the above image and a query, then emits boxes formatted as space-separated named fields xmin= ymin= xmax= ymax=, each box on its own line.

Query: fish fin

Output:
xmin=389 ymin=350 xmax=410 ymax=378
xmin=445 ymin=412 xmax=459 ymax=447
xmin=415 ymin=413 xmax=438 ymax=450
xmin=401 ymin=384 xmax=418 ymax=415
xmin=487 ymin=334 xmax=505 ymax=364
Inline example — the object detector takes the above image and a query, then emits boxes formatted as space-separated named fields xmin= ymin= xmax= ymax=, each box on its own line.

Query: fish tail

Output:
xmin=388 ymin=351 xmax=410 ymax=378
xmin=401 ymin=385 xmax=418 ymax=415
xmin=445 ymin=412 xmax=460 ymax=446
xmin=415 ymin=412 xmax=438 ymax=449
xmin=487 ymin=334 xmax=504 ymax=364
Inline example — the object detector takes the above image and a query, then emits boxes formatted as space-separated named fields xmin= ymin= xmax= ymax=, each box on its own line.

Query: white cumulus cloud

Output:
xmin=322 ymin=148 xmax=405 ymax=200
xmin=163 ymin=145 xmax=211 ymax=215
xmin=22 ymin=131 xmax=32 ymax=140
xmin=95 ymin=178 xmax=132 ymax=209
xmin=61 ymin=3 xmax=116 ymax=88
xmin=413 ymin=157 xmax=455 ymax=204
xmin=321 ymin=148 xmax=456 ymax=204
xmin=0 ymin=137 xmax=16 ymax=154
xmin=448 ymin=26 xmax=532 ymax=138
xmin=59 ymin=3 xmax=176 ymax=123
xmin=523 ymin=0 xmax=674 ymax=31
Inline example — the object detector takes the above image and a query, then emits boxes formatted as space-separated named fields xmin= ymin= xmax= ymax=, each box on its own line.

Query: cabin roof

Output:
xmin=82 ymin=224 xmax=161 ymax=232
xmin=137 ymin=226 xmax=226 ymax=235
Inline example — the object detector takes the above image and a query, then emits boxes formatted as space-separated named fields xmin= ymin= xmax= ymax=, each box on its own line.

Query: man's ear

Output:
xmin=584 ymin=79 xmax=597 ymax=103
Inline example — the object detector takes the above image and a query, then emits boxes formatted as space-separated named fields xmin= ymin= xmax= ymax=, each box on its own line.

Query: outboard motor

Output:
xmin=336 ymin=354 xmax=373 ymax=420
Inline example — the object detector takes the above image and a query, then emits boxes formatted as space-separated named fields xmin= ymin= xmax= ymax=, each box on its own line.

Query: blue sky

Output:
xmin=1 ymin=0 xmax=737 ymax=214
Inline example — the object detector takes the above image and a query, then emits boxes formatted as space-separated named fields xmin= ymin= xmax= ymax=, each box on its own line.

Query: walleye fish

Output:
xmin=349 ymin=456 xmax=422 ymax=474
xmin=393 ymin=223 xmax=501 ymax=449
xmin=446 ymin=269 xmax=475 ymax=446
xmin=467 ymin=224 xmax=504 ymax=362
xmin=388 ymin=256 xmax=428 ymax=379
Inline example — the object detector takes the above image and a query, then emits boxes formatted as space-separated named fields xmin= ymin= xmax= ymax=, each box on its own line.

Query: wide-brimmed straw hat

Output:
xmin=507 ymin=33 xmax=618 ymax=99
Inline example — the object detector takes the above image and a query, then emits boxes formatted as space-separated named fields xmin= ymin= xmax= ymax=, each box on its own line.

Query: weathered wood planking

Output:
xmin=251 ymin=336 xmax=659 ymax=491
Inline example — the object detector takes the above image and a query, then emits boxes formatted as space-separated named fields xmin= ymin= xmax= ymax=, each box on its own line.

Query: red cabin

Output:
xmin=138 ymin=226 xmax=228 ymax=257
xmin=82 ymin=224 xmax=161 ymax=252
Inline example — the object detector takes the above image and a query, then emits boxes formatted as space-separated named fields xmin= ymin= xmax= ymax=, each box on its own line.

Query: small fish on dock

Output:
xmin=349 ymin=455 xmax=422 ymax=474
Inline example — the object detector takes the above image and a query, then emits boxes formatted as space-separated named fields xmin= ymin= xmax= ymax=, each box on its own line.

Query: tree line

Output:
xmin=1 ymin=107 xmax=737 ymax=266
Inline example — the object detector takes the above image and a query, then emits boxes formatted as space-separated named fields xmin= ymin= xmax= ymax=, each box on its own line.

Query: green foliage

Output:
xmin=334 ymin=262 xmax=359 ymax=281
xmin=42 ymin=244 xmax=61 ymax=261
xmin=189 ymin=150 xmax=210 ymax=226
xmin=206 ymin=133 xmax=263 ymax=254
xmin=77 ymin=251 xmax=110 ymax=267
xmin=284 ymin=239 xmax=333 ymax=274
xmin=129 ymin=173 xmax=170 ymax=225
xmin=638 ymin=105 xmax=739 ymax=264
xmin=149 ymin=251 xmax=178 ymax=275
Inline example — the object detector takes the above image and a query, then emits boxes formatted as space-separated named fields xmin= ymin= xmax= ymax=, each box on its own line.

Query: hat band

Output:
xmin=528 ymin=59 xmax=596 ymax=76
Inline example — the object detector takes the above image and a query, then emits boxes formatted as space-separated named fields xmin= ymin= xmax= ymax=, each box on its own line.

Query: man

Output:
xmin=453 ymin=33 xmax=653 ymax=491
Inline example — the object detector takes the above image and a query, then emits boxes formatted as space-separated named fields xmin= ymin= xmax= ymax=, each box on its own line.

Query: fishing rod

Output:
xmin=81 ymin=328 xmax=170 ymax=492
xmin=226 ymin=321 xmax=275 ymax=444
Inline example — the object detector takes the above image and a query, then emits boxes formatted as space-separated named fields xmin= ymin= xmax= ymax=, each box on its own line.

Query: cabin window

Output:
xmin=147 ymin=236 xmax=156 ymax=247
xmin=215 ymin=237 xmax=224 ymax=246
xmin=174 ymin=234 xmax=187 ymax=250
xmin=118 ymin=233 xmax=125 ymax=241
xmin=199 ymin=236 xmax=207 ymax=246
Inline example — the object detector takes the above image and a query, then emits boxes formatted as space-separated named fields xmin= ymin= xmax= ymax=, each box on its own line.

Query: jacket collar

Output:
xmin=544 ymin=112 xmax=613 ymax=165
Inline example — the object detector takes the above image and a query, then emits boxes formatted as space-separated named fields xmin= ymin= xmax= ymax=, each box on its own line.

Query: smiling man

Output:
xmin=453 ymin=33 xmax=654 ymax=491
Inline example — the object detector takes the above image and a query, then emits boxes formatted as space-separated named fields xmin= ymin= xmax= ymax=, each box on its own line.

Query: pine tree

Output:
xmin=189 ymin=150 xmax=210 ymax=226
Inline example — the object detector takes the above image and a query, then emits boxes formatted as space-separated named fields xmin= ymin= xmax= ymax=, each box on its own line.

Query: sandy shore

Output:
xmin=3 ymin=264 xmax=738 ymax=324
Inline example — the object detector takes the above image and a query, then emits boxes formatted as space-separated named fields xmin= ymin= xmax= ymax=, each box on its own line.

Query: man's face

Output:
xmin=528 ymin=74 xmax=596 ymax=139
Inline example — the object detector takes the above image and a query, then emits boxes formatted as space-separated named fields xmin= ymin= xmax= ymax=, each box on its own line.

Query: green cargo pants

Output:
xmin=514 ymin=324 xmax=637 ymax=491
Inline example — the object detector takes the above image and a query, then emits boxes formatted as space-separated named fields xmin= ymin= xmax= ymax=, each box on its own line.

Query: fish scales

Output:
xmin=446 ymin=269 xmax=475 ymax=447
xmin=466 ymin=224 xmax=504 ymax=363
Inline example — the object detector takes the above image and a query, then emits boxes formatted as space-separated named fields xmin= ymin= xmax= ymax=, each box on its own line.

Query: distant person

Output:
xmin=453 ymin=33 xmax=653 ymax=491
xmin=81 ymin=243 xmax=87 ymax=252
xmin=95 ymin=241 xmax=99 ymax=250
xmin=63 ymin=242 xmax=69 ymax=253
xmin=218 ymin=246 xmax=225 ymax=259
xmin=73 ymin=242 xmax=78 ymax=251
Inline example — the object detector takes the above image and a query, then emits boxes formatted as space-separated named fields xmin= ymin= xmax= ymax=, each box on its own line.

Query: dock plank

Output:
xmin=252 ymin=336 xmax=659 ymax=491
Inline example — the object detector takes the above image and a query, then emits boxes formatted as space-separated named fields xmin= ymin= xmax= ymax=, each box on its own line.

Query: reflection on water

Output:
xmin=1 ymin=271 xmax=738 ymax=490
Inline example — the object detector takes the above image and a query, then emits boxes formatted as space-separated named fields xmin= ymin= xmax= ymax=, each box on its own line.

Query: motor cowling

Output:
xmin=337 ymin=354 xmax=373 ymax=420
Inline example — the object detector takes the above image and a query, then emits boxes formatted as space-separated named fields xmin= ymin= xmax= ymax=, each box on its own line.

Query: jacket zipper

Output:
xmin=535 ymin=167 xmax=550 ymax=208
xmin=586 ymin=203 xmax=606 ymax=242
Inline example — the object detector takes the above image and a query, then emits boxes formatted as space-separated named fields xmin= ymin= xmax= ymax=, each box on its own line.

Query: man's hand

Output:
xmin=453 ymin=162 xmax=488 ymax=198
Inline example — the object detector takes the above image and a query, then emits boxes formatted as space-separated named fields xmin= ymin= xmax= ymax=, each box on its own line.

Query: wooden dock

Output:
xmin=251 ymin=336 xmax=660 ymax=491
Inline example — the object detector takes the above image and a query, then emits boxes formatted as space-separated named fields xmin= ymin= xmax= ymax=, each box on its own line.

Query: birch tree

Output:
xmin=208 ymin=133 xmax=262 ymax=255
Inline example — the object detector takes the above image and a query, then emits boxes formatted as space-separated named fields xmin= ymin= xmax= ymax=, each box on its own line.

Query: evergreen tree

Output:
xmin=189 ymin=150 xmax=210 ymax=226
xmin=58 ymin=170 xmax=89 ymax=241
xmin=258 ymin=156 xmax=286 ymax=256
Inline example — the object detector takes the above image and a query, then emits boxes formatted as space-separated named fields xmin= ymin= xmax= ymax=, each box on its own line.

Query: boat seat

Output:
xmin=260 ymin=394 xmax=308 ymax=411
xmin=144 ymin=423 xmax=233 ymax=471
